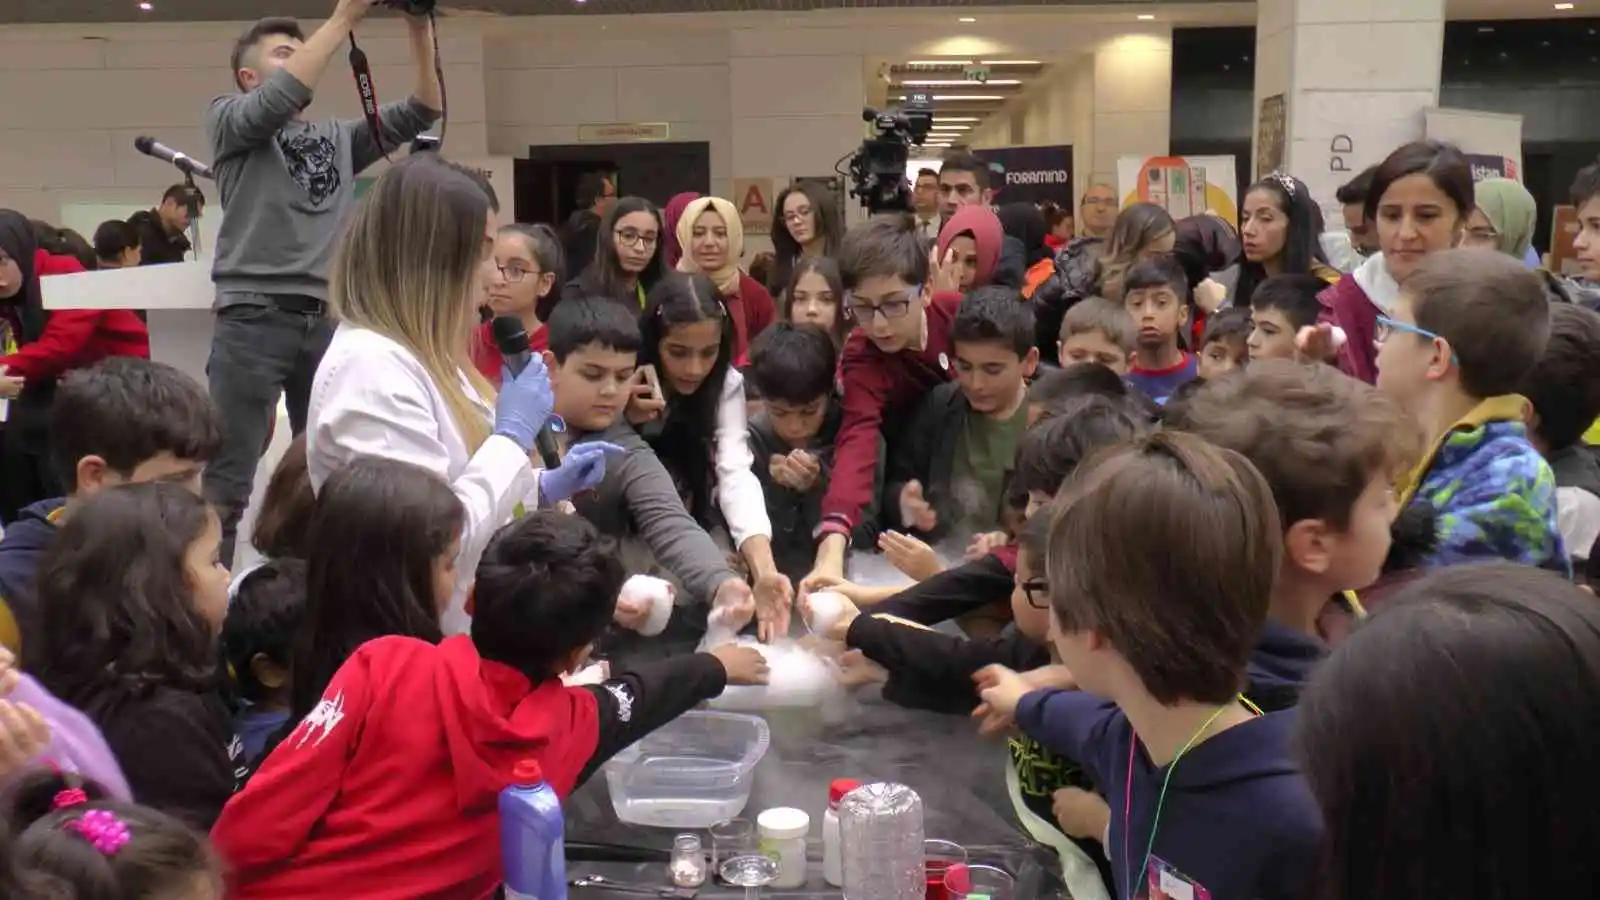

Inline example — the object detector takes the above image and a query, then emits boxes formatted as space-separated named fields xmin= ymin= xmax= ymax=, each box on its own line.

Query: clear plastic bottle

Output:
xmin=839 ymin=782 xmax=924 ymax=900
xmin=823 ymin=778 xmax=864 ymax=887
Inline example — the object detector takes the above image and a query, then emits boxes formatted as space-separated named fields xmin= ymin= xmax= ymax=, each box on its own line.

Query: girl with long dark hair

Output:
xmin=768 ymin=182 xmax=841 ymax=298
xmin=1233 ymin=172 xmax=1339 ymax=308
xmin=558 ymin=196 xmax=666 ymax=311
xmin=636 ymin=273 xmax=790 ymax=639
xmin=29 ymin=483 xmax=235 ymax=827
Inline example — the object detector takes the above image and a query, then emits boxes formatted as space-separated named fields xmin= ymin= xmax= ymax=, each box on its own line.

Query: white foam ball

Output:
xmin=804 ymin=590 xmax=848 ymax=637
xmin=618 ymin=574 xmax=675 ymax=637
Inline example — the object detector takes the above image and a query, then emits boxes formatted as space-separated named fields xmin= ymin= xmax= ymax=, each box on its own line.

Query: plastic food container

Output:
xmin=604 ymin=711 xmax=771 ymax=828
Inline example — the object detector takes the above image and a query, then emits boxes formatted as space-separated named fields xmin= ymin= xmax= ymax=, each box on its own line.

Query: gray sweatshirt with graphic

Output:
xmin=204 ymin=67 xmax=438 ymax=305
xmin=570 ymin=420 xmax=738 ymax=605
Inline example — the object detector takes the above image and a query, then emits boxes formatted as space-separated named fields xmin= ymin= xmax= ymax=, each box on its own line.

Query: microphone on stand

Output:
xmin=133 ymin=136 xmax=215 ymax=180
xmin=491 ymin=316 xmax=564 ymax=472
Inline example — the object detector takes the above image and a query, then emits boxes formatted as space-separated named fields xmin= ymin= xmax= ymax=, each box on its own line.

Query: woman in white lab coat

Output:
xmin=306 ymin=154 xmax=616 ymax=633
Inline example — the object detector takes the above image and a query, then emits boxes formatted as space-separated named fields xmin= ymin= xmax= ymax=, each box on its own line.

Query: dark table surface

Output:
xmin=562 ymin=669 xmax=1068 ymax=898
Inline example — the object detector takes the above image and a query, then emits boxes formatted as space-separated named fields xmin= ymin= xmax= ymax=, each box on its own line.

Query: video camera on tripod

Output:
xmin=846 ymin=93 xmax=934 ymax=214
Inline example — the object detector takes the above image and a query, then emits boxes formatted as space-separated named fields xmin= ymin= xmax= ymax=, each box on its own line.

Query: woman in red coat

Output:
xmin=0 ymin=211 xmax=150 ymax=521
xmin=674 ymin=196 xmax=776 ymax=367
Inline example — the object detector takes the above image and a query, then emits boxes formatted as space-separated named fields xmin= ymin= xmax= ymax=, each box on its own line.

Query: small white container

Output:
xmin=757 ymin=806 xmax=811 ymax=889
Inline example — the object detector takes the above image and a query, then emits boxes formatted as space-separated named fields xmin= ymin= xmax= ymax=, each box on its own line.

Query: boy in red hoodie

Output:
xmin=211 ymin=512 xmax=769 ymax=900
xmin=805 ymin=214 xmax=968 ymax=590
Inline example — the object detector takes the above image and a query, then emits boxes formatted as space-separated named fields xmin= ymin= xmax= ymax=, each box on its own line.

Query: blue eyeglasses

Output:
xmin=1375 ymin=315 xmax=1458 ymax=365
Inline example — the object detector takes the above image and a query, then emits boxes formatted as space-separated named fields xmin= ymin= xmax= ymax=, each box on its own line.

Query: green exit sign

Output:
xmin=963 ymin=65 xmax=991 ymax=83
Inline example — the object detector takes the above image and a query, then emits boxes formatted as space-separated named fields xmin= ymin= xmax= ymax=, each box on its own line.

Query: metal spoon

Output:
xmin=569 ymin=873 xmax=697 ymax=898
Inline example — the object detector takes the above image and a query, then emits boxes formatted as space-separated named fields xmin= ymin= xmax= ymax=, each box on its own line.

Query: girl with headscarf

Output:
xmin=675 ymin=196 xmax=777 ymax=366
xmin=0 ymin=211 xmax=151 ymax=522
xmin=1467 ymin=177 xmax=1600 ymax=307
xmin=662 ymin=192 xmax=701 ymax=271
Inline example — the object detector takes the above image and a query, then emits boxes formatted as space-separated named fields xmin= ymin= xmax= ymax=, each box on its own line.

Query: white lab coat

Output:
xmin=306 ymin=324 xmax=541 ymax=634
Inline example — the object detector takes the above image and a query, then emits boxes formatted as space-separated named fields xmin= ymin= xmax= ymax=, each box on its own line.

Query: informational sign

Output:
xmin=1116 ymin=155 xmax=1241 ymax=227
xmin=1256 ymin=94 xmax=1286 ymax=180
xmin=963 ymin=65 xmax=992 ymax=84
xmin=1424 ymin=108 xmax=1524 ymax=182
xmin=974 ymin=145 xmax=1075 ymax=207
xmin=733 ymin=177 xmax=776 ymax=236
xmin=1551 ymin=204 xmax=1581 ymax=276
xmin=577 ymin=122 xmax=671 ymax=143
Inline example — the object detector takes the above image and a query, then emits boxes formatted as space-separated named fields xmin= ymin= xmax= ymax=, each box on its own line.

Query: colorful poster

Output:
xmin=1116 ymin=155 xmax=1241 ymax=227
xmin=732 ymin=178 xmax=776 ymax=236
xmin=973 ymin=145 xmax=1075 ymax=207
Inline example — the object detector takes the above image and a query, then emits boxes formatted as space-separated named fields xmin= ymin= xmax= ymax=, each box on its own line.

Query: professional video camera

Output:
xmin=846 ymin=93 xmax=934 ymax=214
xmin=380 ymin=0 xmax=436 ymax=13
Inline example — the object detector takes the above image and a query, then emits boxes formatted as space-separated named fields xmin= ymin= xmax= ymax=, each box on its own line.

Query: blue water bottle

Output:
xmin=500 ymin=759 xmax=567 ymax=900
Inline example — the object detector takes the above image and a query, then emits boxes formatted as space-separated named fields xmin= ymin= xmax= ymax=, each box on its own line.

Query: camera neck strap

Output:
xmin=346 ymin=12 xmax=446 ymax=164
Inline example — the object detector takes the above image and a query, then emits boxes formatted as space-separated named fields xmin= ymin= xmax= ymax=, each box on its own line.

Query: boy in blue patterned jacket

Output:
xmin=1375 ymin=248 xmax=1567 ymax=572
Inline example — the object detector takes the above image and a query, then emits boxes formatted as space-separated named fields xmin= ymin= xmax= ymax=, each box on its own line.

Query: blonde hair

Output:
xmin=675 ymin=196 xmax=744 ymax=296
xmin=1097 ymin=202 xmax=1174 ymax=301
xmin=330 ymin=154 xmax=497 ymax=451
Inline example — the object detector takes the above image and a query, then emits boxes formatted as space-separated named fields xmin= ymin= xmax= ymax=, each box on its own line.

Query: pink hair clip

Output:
xmin=52 ymin=788 xmax=88 ymax=810
xmin=66 ymin=810 xmax=131 ymax=856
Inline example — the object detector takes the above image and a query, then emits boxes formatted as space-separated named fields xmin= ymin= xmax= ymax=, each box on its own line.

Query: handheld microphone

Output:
xmin=133 ymin=136 xmax=214 ymax=180
xmin=491 ymin=316 xmax=563 ymax=471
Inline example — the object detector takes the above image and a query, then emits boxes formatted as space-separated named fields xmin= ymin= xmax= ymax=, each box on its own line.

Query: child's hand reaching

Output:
xmin=775 ymin=450 xmax=821 ymax=492
xmin=836 ymin=649 xmax=888 ymax=688
xmin=965 ymin=531 xmax=1010 ymax=561
xmin=798 ymin=590 xmax=861 ymax=642
xmin=752 ymin=570 xmax=794 ymax=643
xmin=711 ymin=578 xmax=757 ymax=631
xmin=709 ymin=644 xmax=771 ymax=686
xmin=973 ymin=663 xmax=1030 ymax=715
xmin=1052 ymin=787 xmax=1112 ymax=844
xmin=879 ymin=531 xmax=943 ymax=582
xmin=897 ymin=481 xmax=939 ymax=533
xmin=0 ymin=700 xmax=49 ymax=782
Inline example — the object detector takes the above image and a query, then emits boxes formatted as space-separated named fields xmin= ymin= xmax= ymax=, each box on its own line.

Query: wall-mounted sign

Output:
xmin=577 ymin=122 xmax=671 ymax=143
xmin=733 ymin=178 xmax=776 ymax=236
xmin=1256 ymin=93 xmax=1286 ymax=180
xmin=975 ymin=145 xmax=1075 ymax=207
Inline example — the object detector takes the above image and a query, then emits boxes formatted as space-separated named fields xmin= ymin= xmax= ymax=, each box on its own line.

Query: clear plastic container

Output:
xmin=604 ymin=711 xmax=771 ymax=828
xmin=839 ymin=782 xmax=925 ymax=900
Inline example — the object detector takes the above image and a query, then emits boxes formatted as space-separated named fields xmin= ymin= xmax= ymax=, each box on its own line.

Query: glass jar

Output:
xmin=669 ymin=833 xmax=707 ymax=888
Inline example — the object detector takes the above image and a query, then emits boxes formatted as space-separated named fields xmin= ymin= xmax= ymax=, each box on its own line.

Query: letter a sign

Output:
xmin=733 ymin=177 xmax=776 ymax=236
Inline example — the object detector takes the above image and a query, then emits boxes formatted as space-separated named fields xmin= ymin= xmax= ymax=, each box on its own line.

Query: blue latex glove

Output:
xmin=541 ymin=441 xmax=626 ymax=504
xmin=493 ymin=356 xmax=555 ymax=453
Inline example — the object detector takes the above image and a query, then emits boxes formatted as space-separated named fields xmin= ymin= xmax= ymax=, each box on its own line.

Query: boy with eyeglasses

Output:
xmin=801 ymin=214 xmax=964 ymax=592
xmin=1373 ymin=248 xmax=1566 ymax=572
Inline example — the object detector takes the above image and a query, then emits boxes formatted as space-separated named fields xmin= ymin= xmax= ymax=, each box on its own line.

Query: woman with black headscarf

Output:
xmin=0 ymin=210 xmax=150 ymax=522
xmin=1171 ymin=213 xmax=1243 ymax=346
xmin=995 ymin=202 xmax=1054 ymax=298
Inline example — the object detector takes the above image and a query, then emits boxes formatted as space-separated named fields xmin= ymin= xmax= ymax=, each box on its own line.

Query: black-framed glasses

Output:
xmin=1022 ymin=577 xmax=1050 ymax=610
xmin=496 ymin=264 xmax=542 ymax=283
xmin=844 ymin=286 xmax=920 ymax=323
xmin=614 ymin=229 xmax=658 ymax=249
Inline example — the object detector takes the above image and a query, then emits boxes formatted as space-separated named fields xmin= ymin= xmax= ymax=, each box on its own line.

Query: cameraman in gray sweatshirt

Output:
xmin=204 ymin=0 xmax=441 ymax=562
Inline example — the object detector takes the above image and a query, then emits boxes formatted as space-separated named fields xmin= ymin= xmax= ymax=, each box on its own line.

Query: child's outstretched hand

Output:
xmin=752 ymin=570 xmax=794 ymax=643
xmin=711 ymin=578 xmax=757 ymax=631
xmin=0 ymin=646 xmax=20 ymax=696
xmin=879 ymin=531 xmax=943 ymax=582
xmin=798 ymin=590 xmax=861 ymax=642
xmin=1052 ymin=787 xmax=1112 ymax=844
xmin=898 ymin=481 xmax=938 ymax=533
xmin=973 ymin=664 xmax=1030 ymax=717
xmin=709 ymin=644 xmax=770 ymax=686
xmin=965 ymin=531 xmax=1010 ymax=561
xmin=0 ymin=700 xmax=49 ymax=781
xmin=836 ymin=649 xmax=888 ymax=688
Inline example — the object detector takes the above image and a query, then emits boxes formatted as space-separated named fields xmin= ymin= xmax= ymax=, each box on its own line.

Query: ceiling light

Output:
xmin=1555 ymin=2 xmax=1575 ymax=8
xmin=934 ymin=116 xmax=980 ymax=123
xmin=1137 ymin=13 xmax=1156 ymax=20
xmin=900 ymin=79 xmax=1022 ymax=87
xmin=980 ymin=60 xmax=1041 ymax=66
xmin=924 ymin=143 xmax=953 ymax=149
xmin=930 ymin=123 xmax=971 ymax=129
xmin=903 ymin=94 xmax=1006 ymax=102
xmin=138 ymin=1 xmax=153 ymax=8
xmin=958 ymin=17 xmax=977 ymax=23
xmin=907 ymin=59 xmax=973 ymax=66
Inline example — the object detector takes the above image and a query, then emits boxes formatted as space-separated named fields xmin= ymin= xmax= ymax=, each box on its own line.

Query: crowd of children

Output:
xmin=0 ymin=135 xmax=1595 ymax=900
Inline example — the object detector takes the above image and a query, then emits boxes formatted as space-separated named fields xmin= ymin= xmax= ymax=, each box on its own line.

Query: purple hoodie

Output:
xmin=7 ymin=674 xmax=131 ymax=800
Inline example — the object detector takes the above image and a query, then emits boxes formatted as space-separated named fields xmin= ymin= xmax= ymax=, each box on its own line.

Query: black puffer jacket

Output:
xmin=1029 ymin=236 xmax=1103 ymax=358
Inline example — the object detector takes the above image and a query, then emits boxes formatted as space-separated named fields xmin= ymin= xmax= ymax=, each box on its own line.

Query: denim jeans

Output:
xmin=203 ymin=295 xmax=334 ymax=564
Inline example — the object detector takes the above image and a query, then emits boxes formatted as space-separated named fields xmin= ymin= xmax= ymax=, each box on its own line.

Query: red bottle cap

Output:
xmin=828 ymin=778 xmax=864 ymax=807
xmin=512 ymin=759 xmax=544 ymax=784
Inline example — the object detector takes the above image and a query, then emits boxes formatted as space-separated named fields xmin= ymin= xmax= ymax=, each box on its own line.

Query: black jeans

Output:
xmin=203 ymin=295 xmax=334 ymax=564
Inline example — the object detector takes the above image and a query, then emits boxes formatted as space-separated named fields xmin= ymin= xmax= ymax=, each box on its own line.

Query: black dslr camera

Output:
xmin=380 ymin=0 xmax=436 ymax=13
xmin=846 ymin=93 xmax=934 ymax=214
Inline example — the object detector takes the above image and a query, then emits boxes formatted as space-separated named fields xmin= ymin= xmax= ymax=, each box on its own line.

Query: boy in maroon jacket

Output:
xmin=804 ymin=214 xmax=966 ymax=589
